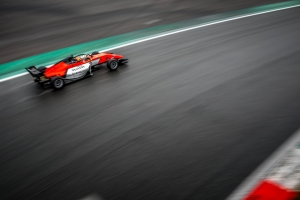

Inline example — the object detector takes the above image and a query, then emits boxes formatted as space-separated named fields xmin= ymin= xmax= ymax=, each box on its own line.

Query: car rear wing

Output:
xmin=25 ymin=66 xmax=49 ymax=83
xmin=25 ymin=66 xmax=43 ymax=77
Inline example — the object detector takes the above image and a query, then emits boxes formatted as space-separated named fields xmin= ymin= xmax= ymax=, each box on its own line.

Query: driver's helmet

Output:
xmin=75 ymin=56 xmax=82 ymax=62
xmin=86 ymin=54 xmax=92 ymax=60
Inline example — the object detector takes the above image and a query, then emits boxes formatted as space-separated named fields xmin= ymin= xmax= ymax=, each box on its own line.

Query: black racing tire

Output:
xmin=107 ymin=59 xmax=119 ymax=71
xmin=91 ymin=51 xmax=99 ymax=55
xmin=37 ymin=66 xmax=46 ymax=73
xmin=50 ymin=77 xmax=65 ymax=90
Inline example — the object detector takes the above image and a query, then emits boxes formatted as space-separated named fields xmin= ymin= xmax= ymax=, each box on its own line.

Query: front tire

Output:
xmin=107 ymin=59 xmax=119 ymax=71
xmin=50 ymin=77 xmax=65 ymax=90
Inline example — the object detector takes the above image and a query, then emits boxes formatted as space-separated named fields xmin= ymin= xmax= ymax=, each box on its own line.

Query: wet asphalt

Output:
xmin=0 ymin=6 xmax=300 ymax=200
xmin=0 ymin=0 xmax=284 ymax=63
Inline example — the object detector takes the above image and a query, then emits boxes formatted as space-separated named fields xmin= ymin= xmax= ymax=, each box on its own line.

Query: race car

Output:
xmin=26 ymin=51 xmax=128 ymax=89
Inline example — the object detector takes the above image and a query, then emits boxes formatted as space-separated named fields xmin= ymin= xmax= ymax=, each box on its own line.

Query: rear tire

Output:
xmin=50 ymin=77 xmax=65 ymax=90
xmin=38 ymin=66 xmax=46 ymax=73
xmin=107 ymin=59 xmax=119 ymax=71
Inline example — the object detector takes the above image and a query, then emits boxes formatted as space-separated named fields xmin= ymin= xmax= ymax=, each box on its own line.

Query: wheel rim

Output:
xmin=111 ymin=61 xmax=118 ymax=69
xmin=54 ymin=79 xmax=63 ymax=88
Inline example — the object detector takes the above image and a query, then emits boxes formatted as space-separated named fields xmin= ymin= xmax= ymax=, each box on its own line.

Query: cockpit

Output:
xmin=74 ymin=54 xmax=87 ymax=61
xmin=62 ymin=54 xmax=91 ymax=64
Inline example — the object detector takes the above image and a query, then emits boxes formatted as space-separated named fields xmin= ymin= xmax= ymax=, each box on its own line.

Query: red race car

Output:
xmin=26 ymin=51 xmax=128 ymax=89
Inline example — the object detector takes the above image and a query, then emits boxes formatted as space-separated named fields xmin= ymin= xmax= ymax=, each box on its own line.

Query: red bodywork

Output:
xmin=44 ymin=52 xmax=124 ymax=78
xmin=25 ymin=51 xmax=128 ymax=89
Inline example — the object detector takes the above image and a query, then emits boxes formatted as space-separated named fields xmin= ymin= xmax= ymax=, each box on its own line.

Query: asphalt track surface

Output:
xmin=0 ymin=0 xmax=284 ymax=63
xmin=1 ymin=7 xmax=300 ymax=200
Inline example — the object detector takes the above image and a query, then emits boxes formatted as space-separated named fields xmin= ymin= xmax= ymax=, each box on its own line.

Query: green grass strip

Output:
xmin=1 ymin=0 xmax=299 ymax=80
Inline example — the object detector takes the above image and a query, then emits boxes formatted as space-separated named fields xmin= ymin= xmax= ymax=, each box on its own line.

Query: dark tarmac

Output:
xmin=0 ymin=6 xmax=300 ymax=200
xmin=0 ymin=0 xmax=284 ymax=63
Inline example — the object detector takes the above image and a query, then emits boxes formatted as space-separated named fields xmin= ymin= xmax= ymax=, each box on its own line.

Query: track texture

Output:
xmin=1 ymin=7 xmax=300 ymax=200
xmin=0 ymin=0 xmax=284 ymax=63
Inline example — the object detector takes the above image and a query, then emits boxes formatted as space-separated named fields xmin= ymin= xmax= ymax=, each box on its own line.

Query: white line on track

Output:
xmin=1 ymin=4 xmax=299 ymax=83
xmin=0 ymin=72 xmax=28 ymax=82
xmin=226 ymin=128 xmax=300 ymax=200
